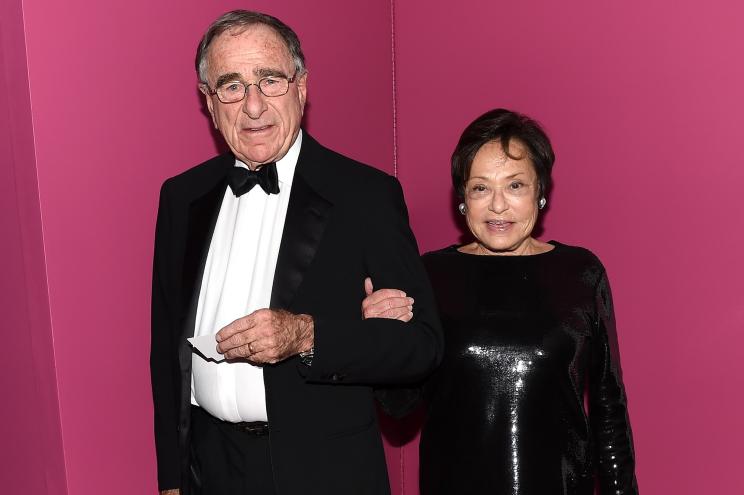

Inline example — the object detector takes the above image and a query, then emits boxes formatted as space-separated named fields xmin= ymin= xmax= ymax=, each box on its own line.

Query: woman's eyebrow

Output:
xmin=467 ymin=172 xmax=527 ymax=182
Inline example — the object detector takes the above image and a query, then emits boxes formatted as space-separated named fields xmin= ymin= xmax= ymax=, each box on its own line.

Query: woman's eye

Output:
xmin=466 ymin=184 xmax=489 ymax=199
xmin=509 ymin=181 xmax=524 ymax=190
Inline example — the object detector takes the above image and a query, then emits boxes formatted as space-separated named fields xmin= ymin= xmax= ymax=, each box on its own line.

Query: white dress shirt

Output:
xmin=190 ymin=132 xmax=302 ymax=422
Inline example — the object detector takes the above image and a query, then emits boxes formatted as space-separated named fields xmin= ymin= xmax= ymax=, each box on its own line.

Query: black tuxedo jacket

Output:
xmin=150 ymin=133 xmax=443 ymax=494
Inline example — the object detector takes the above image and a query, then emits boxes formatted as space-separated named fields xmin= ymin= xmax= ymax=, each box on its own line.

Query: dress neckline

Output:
xmin=449 ymin=240 xmax=561 ymax=258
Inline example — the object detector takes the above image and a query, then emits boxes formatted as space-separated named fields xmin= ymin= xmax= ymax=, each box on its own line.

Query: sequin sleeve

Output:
xmin=589 ymin=269 xmax=639 ymax=494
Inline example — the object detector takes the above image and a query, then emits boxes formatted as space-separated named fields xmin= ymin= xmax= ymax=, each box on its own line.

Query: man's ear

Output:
xmin=200 ymin=85 xmax=218 ymax=129
xmin=296 ymin=71 xmax=308 ymax=113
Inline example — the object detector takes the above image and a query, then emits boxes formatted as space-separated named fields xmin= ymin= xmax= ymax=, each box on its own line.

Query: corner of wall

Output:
xmin=0 ymin=1 xmax=67 ymax=493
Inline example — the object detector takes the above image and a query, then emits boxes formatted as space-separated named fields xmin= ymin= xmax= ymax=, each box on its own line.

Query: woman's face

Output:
xmin=463 ymin=139 xmax=541 ymax=255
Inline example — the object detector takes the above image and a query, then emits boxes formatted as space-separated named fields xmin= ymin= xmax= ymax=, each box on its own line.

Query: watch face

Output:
xmin=299 ymin=348 xmax=314 ymax=366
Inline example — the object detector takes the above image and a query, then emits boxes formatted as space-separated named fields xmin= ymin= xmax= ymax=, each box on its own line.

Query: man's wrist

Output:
xmin=296 ymin=313 xmax=314 ymax=353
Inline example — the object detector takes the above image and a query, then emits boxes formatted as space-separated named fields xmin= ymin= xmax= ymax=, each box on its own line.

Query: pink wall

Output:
xmin=8 ymin=1 xmax=394 ymax=494
xmin=0 ymin=1 xmax=66 ymax=493
xmin=7 ymin=1 xmax=742 ymax=493
xmin=394 ymin=1 xmax=744 ymax=494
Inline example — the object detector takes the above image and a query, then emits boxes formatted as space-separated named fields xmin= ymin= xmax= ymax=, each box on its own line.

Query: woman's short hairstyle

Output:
xmin=451 ymin=109 xmax=555 ymax=200
xmin=196 ymin=10 xmax=306 ymax=84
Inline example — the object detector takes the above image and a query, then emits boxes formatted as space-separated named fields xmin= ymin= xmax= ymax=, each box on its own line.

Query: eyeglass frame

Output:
xmin=201 ymin=72 xmax=299 ymax=103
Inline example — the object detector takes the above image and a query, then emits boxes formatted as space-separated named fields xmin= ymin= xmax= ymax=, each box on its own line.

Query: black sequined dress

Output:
xmin=418 ymin=242 xmax=637 ymax=494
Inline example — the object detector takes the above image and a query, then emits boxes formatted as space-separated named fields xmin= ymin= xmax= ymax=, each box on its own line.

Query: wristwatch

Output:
xmin=299 ymin=347 xmax=314 ymax=367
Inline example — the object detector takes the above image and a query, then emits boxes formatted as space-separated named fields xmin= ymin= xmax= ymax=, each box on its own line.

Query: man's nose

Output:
xmin=241 ymin=84 xmax=267 ymax=119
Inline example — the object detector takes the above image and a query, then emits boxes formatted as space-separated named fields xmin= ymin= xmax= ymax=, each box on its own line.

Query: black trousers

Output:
xmin=189 ymin=406 xmax=277 ymax=495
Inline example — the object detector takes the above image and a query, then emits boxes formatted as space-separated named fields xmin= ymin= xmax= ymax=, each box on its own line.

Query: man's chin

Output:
xmin=231 ymin=147 xmax=281 ymax=167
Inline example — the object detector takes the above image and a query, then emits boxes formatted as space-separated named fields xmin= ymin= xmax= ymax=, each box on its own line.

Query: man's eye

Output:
xmin=223 ymin=82 xmax=243 ymax=93
xmin=263 ymin=77 xmax=280 ymax=86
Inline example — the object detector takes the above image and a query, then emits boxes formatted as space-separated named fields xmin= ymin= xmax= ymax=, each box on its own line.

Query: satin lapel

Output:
xmin=270 ymin=172 xmax=332 ymax=310
xmin=181 ymin=177 xmax=228 ymax=340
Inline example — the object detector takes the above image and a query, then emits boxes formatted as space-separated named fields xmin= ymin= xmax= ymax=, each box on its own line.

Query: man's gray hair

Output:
xmin=195 ymin=10 xmax=306 ymax=84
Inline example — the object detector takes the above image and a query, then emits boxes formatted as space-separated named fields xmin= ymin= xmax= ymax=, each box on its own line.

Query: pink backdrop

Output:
xmin=3 ymin=0 xmax=743 ymax=494
xmin=394 ymin=1 xmax=744 ymax=494
xmin=0 ymin=1 xmax=66 ymax=493
xmin=3 ymin=1 xmax=394 ymax=494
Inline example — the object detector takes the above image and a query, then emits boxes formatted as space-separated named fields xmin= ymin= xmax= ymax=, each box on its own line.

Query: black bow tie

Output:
xmin=227 ymin=163 xmax=280 ymax=197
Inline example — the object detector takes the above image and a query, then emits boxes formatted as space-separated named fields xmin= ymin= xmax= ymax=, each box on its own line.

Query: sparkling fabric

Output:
xmin=418 ymin=242 xmax=638 ymax=495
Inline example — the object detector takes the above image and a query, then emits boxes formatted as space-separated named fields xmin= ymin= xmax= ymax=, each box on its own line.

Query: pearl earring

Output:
xmin=458 ymin=203 xmax=466 ymax=215
xmin=538 ymin=198 xmax=547 ymax=210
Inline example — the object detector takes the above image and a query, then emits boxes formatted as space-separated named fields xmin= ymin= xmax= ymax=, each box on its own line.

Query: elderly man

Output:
xmin=150 ymin=10 xmax=442 ymax=495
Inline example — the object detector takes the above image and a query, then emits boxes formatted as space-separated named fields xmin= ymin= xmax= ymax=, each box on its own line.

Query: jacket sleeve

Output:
xmin=374 ymin=384 xmax=424 ymax=419
xmin=305 ymin=176 xmax=444 ymax=385
xmin=589 ymin=269 xmax=639 ymax=494
xmin=150 ymin=181 xmax=181 ymax=490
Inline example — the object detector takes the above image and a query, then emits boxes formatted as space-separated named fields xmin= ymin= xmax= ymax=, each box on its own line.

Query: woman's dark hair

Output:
xmin=451 ymin=108 xmax=555 ymax=200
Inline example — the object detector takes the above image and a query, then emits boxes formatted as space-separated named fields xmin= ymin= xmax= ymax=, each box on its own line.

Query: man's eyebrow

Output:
xmin=254 ymin=67 xmax=289 ymax=78
xmin=214 ymin=72 xmax=243 ymax=88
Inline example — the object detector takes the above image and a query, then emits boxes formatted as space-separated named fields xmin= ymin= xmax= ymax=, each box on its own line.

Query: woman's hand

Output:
xmin=361 ymin=277 xmax=414 ymax=321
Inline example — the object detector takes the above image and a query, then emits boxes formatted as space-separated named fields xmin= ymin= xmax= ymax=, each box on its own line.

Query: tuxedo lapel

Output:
xmin=270 ymin=138 xmax=333 ymax=309
xmin=181 ymin=164 xmax=231 ymax=339
xmin=176 ymin=139 xmax=332 ymax=324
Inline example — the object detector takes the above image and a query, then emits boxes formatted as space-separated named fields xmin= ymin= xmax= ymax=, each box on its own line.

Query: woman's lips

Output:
xmin=485 ymin=220 xmax=513 ymax=232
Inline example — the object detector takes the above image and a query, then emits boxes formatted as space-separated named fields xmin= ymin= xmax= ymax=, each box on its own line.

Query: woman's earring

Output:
xmin=458 ymin=203 xmax=466 ymax=215
xmin=538 ymin=197 xmax=547 ymax=210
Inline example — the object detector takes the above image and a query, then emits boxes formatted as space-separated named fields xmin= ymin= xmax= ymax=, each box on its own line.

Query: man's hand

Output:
xmin=160 ymin=490 xmax=179 ymax=495
xmin=361 ymin=277 xmax=414 ymax=322
xmin=216 ymin=309 xmax=314 ymax=363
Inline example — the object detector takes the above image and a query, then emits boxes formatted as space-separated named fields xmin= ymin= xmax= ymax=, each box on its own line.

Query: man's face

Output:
xmin=202 ymin=25 xmax=307 ymax=168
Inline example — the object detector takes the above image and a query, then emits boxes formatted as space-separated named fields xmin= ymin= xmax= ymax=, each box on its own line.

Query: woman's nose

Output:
xmin=489 ymin=188 xmax=508 ymax=213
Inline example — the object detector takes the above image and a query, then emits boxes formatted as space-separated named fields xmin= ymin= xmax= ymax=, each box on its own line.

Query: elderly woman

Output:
xmin=365 ymin=109 xmax=638 ymax=494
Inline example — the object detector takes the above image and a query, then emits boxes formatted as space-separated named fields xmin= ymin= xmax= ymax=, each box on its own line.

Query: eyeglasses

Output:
xmin=205 ymin=73 xmax=297 ymax=103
